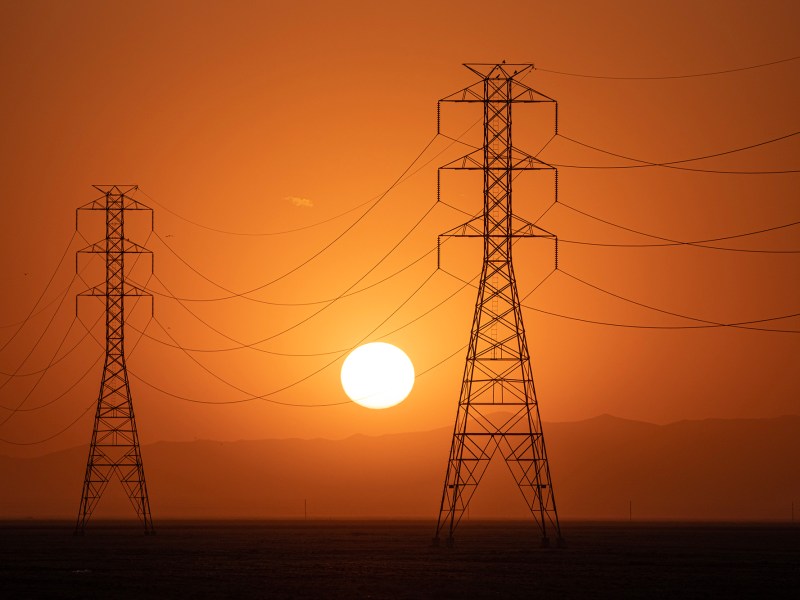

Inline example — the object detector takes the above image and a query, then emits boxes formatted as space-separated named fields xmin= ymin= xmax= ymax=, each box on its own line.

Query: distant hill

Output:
xmin=2 ymin=415 xmax=798 ymax=521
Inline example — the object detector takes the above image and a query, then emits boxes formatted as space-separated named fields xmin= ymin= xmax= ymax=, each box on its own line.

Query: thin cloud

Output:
xmin=286 ymin=196 xmax=314 ymax=208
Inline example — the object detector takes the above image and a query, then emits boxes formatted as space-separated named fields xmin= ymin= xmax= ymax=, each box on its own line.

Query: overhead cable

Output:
xmin=553 ymin=131 xmax=800 ymax=174
xmin=136 ymin=133 xmax=438 ymax=238
xmin=0 ymin=400 xmax=96 ymax=446
xmin=0 ymin=305 xmax=152 ymax=444
xmin=148 ymin=200 xmax=440 ymax=355
xmin=558 ymin=269 xmax=800 ymax=334
xmin=128 ymin=268 xmax=441 ymax=407
xmin=557 ymin=202 xmax=800 ymax=254
xmin=440 ymin=269 xmax=800 ymax=333
xmin=535 ymin=56 xmax=800 ymax=80
xmin=131 ymin=258 xmax=471 ymax=356
xmin=0 ymin=274 xmax=79 ymax=395
xmin=0 ymin=231 xmax=78 ymax=349
xmin=148 ymin=231 xmax=436 ymax=305
xmin=0 ymin=311 xmax=103 ymax=377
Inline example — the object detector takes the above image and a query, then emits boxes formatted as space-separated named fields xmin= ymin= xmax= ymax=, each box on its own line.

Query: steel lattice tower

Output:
xmin=75 ymin=185 xmax=154 ymax=535
xmin=434 ymin=63 xmax=562 ymax=547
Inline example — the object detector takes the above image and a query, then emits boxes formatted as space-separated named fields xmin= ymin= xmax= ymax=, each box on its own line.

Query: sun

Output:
xmin=340 ymin=342 xmax=415 ymax=409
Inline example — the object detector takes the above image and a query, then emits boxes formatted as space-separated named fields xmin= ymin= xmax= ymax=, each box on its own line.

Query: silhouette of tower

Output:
xmin=75 ymin=185 xmax=154 ymax=534
xmin=434 ymin=63 xmax=562 ymax=546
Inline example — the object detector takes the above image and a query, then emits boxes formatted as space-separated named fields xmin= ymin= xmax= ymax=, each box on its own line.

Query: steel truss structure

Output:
xmin=434 ymin=63 xmax=562 ymax=547
xmin=75 ymin=185 xmax=155 ymax=534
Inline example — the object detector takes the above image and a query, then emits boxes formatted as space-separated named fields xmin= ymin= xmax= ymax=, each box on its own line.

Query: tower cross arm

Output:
xmin=463 ymin=63 xmax=535 ymax=79
xmin=76 ymin=189 xmax=153 ymax=230
xmin=508 ymin=216 xmax=555 ymax=239
xmin=77 ymin=239 xmax=152 ymax=255
xmin=77 ymin=282 xmax=152 ymax=298
xmin=77 ymin=197 xmax=152 ymax=212
xmin=439 ymin=148 xmax=556 ymax=171
xmin=78 ymin=185 xmax=151 ymax=213
xmin=439 ymin=217 xmax=484 ymax=238
xmin=439 ymin=215 xmax=555 ymax=240
xmin=509 ymin=148 xmax=556 ymax=171
xmin=75 ymin=282 xmax=153 ymax=317
xmin=440 ymin=74 xmax=555 ymax=105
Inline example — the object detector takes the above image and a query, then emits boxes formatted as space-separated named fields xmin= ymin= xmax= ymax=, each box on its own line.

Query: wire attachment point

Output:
xmin=554 ymin=170 xmax=559 ymax=203
xmin=555 ymin=237 xmax=559 ymax=270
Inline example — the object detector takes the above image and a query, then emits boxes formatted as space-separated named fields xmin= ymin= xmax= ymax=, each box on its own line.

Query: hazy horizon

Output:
xmin=4 ymin=414 xmax=797 ymax=522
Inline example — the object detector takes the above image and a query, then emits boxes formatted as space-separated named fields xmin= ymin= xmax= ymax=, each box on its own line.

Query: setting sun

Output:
xmin=340 ymin=342 xmax=415 ymax=409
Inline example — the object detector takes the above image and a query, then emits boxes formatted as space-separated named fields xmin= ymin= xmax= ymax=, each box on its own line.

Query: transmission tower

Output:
xmin=75 ymin=185 xmax=155 ymax=535
xmin=434 ymin=63 xmax=562 ymax=547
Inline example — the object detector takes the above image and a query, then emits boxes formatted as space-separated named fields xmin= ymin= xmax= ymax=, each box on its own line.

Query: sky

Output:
xmin=0 ymin=0 xmax=798 ymax=458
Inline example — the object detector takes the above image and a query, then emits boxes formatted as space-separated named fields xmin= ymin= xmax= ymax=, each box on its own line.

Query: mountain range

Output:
xmin=2 ymin=415 xmax=798 ymax=521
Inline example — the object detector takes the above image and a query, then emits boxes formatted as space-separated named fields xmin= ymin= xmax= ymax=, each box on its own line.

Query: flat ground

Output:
xmin=0 ymin=521 xmax=797 ymax=598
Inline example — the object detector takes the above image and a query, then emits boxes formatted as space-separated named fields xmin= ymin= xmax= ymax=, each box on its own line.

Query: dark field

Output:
xmin=1 ymin=521 xmax=797 ymax=599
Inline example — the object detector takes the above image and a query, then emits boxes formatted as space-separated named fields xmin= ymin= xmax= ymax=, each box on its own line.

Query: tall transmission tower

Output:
xmin=75 ymin=185 xmax=155 ymax=535
xmin=434 ymin=63 xmax=562 ymax=547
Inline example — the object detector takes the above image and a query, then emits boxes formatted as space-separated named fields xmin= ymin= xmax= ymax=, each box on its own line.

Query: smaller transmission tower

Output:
xmin=75 ymin=184 xmax=154 ymax=534
xmin=434 ymin=63 xmax=562 ymax=547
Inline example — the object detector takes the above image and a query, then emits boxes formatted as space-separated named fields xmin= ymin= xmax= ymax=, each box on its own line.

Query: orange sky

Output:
xmin=0 ymin=0 xmax=798 ymax=458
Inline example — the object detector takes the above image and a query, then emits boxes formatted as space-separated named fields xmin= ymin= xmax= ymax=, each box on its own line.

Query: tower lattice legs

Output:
xmin=76 ymin=361 xmax=154 ymax=534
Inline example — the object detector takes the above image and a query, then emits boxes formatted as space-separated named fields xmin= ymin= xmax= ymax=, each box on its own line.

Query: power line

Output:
xmin=373 ymin=269 xmax=475 ymax=342
xmin=141 ymin=139 xmax=437 ymax=306
xmin=148 ymin=230 xmax=436 ymax=304
xmin=552 ymin=131 xmax=800 ymax=174
xmin=0 ymin=280 xmax=77 ymax=329
xmin=0 ymin=231 xmax=78 ymax=349
xmin=127 ymin=268 xmax=441 ymax=407
xmin=535 ymin=56 xmax=800 ymax=80
xmin=142 ymin=120 xmax=486 ymax=304
xmin=519 ymin=270 xmax=558 ymax=303
xmin=139 ymin=188 xmax=375 ymax=238
xmin=131 ymin=256 xmax=470 ymax=356
xmin=415 ymin=342 xmax=467 ymax=378
xmin=0 ymin=265 xmax=537 ymax=425
xmin=0 ymin=236 xmax=99 ymax=334
xmin=558 ymin=269 xmax=800 ymax=334
xmin=0 ymin=351 xmax=102 ymax=414
xmin=0 ymin=317 xmax=82 ymax=427
xmin=146 ymin=199 xmax=440 ymax=358
xmin=129 ymin=316 xmax=343 ymax=357
xmin=129 ymin=370 xmax=349 ymax=407
xmin=440 ymin=269 xmax=800 ymax=333
xmin=563 ymin=131 xmax=799 ymax=168
xmin=439 ymin=128 xmax=800 ymax=174
xmin=0 ymin=400 xmax=96 ymax=446
xmin=138 ymin=111 xmax=485 ymax=240
xmin=0 ymin=297 xmax=152 ymax=443
xmin=0 ymin=272 xmax=79 ymax=395
xmin=525 ymin=303 xmax=800 ymax=332
xmin=557 ymin=202 xmax=800 ymax=254
xmin=443 ymin=193 xmax=800 ymax=255
xmin=136 ymin=132 xmax=438 ymax=238
xmin=0 ymin=312 xmax=103 ymax=377
xmin=255 ymin=200 xmax=441 ymax=344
